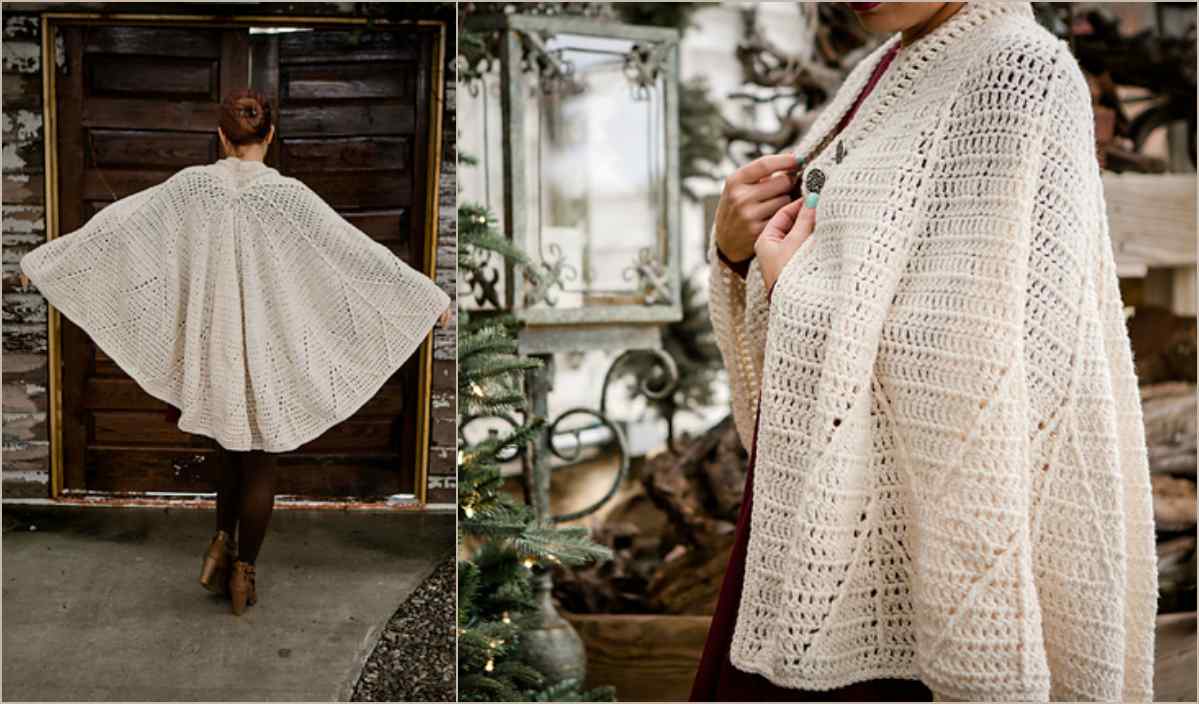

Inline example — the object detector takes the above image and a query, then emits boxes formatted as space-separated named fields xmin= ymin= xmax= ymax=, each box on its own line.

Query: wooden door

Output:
xmin=52 ymin=23 xmax=438 ymax=499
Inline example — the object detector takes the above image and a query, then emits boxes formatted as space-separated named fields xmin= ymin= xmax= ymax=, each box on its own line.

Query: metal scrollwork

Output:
xmin=529 ymin=243 xmax=578 ymax=307
xmin=465 ymin=258 xmax=502 ymax=310
xmin=544 ymin=408 xmax=629 ymax=523
xmin=459 ymin=412 xmax=528 ymax=464
xmin=518 ymin=30 xmax=584 ymax=95
xmin=598 ymin=348 xmax=680 ymax=416
xmin=622 ymin=247 xmax=672 ymax=305
xmin=459 ymin=29 xmax=504 ymax=95
xmin=622 ymin=40 xmax=673 ymax=100
xmin=599 ymin=347 xmax=681 ymax=450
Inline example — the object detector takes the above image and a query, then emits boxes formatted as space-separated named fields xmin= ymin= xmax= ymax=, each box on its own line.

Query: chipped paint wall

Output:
xmin=1 ymin=5 xmax=458 ymax=503
xmin=3 ymin=11 xmax=51 ymax=496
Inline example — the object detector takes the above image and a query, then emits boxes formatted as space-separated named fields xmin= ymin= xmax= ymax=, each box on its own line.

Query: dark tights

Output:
xmin=216 ymin=448 xmax=277 ymax=565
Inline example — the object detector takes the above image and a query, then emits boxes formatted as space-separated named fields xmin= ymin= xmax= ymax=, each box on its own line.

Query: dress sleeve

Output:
xmin=707 ymin=230 xmax=770 ymax=449
xmin=900 ymin=39 xmax=1156 ymax=702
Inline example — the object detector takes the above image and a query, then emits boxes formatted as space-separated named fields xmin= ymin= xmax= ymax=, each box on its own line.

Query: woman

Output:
xmin=696 ymin=3 xmax=1157 ymax=702
xmin=20 ymin=89 xmax=452 ymax=616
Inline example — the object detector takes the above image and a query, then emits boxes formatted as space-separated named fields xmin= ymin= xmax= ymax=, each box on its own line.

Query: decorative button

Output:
xmin=806 ymin=168 xmax=826 ymax=195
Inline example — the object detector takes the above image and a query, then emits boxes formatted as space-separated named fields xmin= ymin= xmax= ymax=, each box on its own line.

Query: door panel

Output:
xmin=53 ymin=23 xmax=438 ymax=499
xmin=262 ymin=27 xmax=436 ymax=496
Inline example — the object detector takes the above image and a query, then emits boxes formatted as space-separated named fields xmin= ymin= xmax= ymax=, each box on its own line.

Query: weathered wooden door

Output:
xmin=52 ymin=23 xmax=437 ymax=499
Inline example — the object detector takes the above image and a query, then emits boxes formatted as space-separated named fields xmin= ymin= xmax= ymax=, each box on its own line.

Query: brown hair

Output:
xmin=219 ymin=89 xmax=274 ymax=146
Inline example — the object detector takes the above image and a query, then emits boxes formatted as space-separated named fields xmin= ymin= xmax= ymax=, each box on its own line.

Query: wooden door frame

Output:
xmin=39 ymin=12 xmax=446 ymax=505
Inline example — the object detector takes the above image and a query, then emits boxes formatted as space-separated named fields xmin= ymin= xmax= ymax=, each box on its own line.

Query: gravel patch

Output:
xmin=352 ymin=557 xmax=456 ymax=702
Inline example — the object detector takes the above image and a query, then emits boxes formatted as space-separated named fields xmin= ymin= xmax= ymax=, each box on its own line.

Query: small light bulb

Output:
xmin=502 ymin=611 xmax=511 ymax=624
xmin=464 ymin=505 xmax=475 ymax=518
xmin=522 ymin=557 xmax=535 ymax=568
xmin=485 ymin=658 xmax=494 ymax=672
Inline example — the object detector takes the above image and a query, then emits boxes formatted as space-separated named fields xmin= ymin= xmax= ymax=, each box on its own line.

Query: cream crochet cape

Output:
xmin=708 ymin=3 xmax=1157 ymax=701
xmin=22 ymin=157 xmax=450 ymax=453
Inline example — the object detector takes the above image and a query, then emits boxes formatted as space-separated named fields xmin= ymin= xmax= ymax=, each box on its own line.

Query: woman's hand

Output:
xmin=18 ymin=273 xmax=30 ymax=288
xmin=714 ymin=153 xmax=802 ymax=262
xmin=438 ymin=305 xmax=453 ymax=329
xmin=754 ymin=193 xmax=819 ymax=292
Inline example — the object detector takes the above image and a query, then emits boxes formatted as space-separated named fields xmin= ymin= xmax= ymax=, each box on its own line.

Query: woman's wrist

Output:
xmin=716 ymin=240 xmax=754 ymax=279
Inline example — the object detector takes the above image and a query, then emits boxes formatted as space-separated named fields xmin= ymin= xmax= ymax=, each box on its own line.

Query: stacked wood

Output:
xmin=1139 ymin=379 xmax=1198 ymax=614
xmin=1158 ymin=535 xmax=1198 ymax=614
xmin=1153 ymin=474 xmax=1198 ymax=533
xmin=1154 ymin=611 xmax=1198 ymax=702
xmin=1128 ymin=308 xmax=1197 ymax=385
xmin=1140 ymin=382 xmax=1197 ymax=479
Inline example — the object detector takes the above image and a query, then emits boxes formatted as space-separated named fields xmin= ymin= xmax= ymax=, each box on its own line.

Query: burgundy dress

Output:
xmin=691 ymin=41 xmax=931 ymax=703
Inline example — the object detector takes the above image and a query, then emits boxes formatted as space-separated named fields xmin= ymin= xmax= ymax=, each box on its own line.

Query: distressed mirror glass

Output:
xmin=522 ymin=33 xmax=669 ymax=311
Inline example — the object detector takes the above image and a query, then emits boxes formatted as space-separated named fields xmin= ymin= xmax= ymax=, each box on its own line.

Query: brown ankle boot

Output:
xmin=229 ymin=561 xmax=257 ymax=616
xmin=199 ymin=530 xmax=236 ymax=596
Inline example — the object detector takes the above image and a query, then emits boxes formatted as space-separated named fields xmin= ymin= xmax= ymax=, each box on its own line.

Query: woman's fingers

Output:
xmin=745 ymin=170 xmax=799 ymax=201
xmin=757 ymin=194 xmax=820 ymax=291
xmin=761 ymin=198 xmax=804 ymax=240
xmin=733 ymin=153 xmax=800 ymax=185
xmin=785 ymin=194 xmax=818 ymax=244
xmin=747 ymin=194 xmax=794 ymax=223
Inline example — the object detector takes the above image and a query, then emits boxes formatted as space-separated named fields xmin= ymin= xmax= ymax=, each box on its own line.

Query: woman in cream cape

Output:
xmin=698 ymin=2 xmax=1157 ymax=701
xmin=20 ymin=90 xmax=452 ymax=616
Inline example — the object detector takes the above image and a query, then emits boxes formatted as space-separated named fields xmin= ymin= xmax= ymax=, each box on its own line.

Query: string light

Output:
xmin=464 ymin=505 xmax=475 ymax=518
xmin=485 ymin=658 xmax=494 ymax=672
xmin=522 ymin=557 xmax=536 ymax=569
xmin=502 ymin=611 xmax=511 ymax=624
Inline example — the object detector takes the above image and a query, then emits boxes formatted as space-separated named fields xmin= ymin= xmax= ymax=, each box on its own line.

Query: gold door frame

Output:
xmin=40 ymin=12 xmax=447 ymax=505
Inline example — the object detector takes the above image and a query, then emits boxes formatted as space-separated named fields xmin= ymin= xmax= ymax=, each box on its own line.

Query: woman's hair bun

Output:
xmin=219 ymin=89 xmax=274 ymax=146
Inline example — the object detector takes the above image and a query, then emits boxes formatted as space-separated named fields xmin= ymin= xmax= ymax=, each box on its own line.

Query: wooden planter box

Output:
xmin=562 ymin=612 xmax=711 ymax=702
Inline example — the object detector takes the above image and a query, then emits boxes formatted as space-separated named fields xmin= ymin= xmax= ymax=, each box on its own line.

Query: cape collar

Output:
xmin=216 ymin=156 xmax=272 ymax=172
xmin=793 ymin=2 xmax=1036 ymax=164
xmin=213 ymin=156 xmax=277 ymax=186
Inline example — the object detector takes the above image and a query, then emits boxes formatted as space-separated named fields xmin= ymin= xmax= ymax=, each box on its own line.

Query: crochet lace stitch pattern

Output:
xmin=708 ymin=3 xmax=1157 ymax=701
xmin=21 ymin=157 xmax=450 ymax=453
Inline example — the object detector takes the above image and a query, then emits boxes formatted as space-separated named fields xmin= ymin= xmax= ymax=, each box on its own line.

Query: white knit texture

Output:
xmin=21 ymin=157 xmax=450 ymax=453
xmin=708 ymin=3 xmax=1157 ymax=701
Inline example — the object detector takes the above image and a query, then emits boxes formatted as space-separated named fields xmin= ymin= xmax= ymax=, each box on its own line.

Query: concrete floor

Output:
xmin=2 ymin=505 xmax=454 ymax=702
